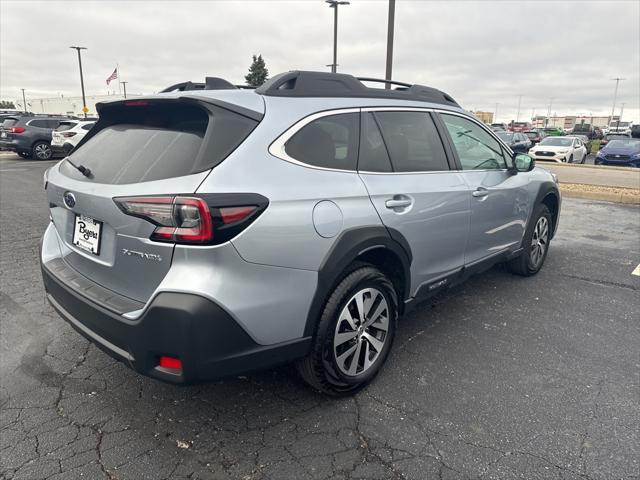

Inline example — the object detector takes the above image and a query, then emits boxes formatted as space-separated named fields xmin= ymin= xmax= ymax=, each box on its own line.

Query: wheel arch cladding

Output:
xmin=537 ymin=184 xmax=560 ymax=239
xmin=304 ymin=226 xmax=412 ymax=337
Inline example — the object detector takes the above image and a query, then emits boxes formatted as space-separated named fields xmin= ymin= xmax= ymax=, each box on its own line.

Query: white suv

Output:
xmin=51 ymin=120 xmax=95 ymax=156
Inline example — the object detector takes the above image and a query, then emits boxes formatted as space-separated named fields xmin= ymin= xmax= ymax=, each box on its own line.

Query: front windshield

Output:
xmin=496 ymin=132 xmax=513 ymax=141
xmin=525 ymin=132 xmax=538 ymax=139
xmin=606 ymin=139 xmax=640 ymax=150
xmin=539 ymin=137 xmax=572 ymax=147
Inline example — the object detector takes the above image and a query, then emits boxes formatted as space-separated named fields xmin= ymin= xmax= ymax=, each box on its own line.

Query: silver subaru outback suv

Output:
xmin=41 ymin=71 xmax=560 ymax=395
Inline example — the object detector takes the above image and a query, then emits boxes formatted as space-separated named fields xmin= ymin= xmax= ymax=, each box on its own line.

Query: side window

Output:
xmin=374 ymin=111 xmax=449 ymax=172
xmin=441 ymin=114 xmax=507 ymax=170
xmin=358 ymin=113 xmax=392 ymax=172
xmin=285 ymin=113 xmax=359 ymax=170
xmin=81 ymin=123 xmax=94 ymax=131
xmin=29 ymin=119 xmax=48 ymax=128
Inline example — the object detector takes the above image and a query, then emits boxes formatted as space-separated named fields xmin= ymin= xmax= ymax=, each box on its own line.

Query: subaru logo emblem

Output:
xmin=63 ymin=191 xmax=76 ymax=209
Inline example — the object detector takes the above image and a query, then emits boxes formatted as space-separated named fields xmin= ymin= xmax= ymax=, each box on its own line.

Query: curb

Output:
xmin=539 ymin=162 xmax=640 ymax=173
xmin=559 ymin=183 xmax=640 ymax=205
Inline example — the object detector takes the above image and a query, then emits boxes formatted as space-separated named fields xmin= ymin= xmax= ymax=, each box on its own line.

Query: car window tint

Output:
xmin=374 ymin=111 xmax=449 ymax=172
xmin=441 ymin=114 xmax=507 ymax=170
xmin=81 ymin=123 xmax=94 ymax=131
xmin=358 ymin=113 xmax=392 ymax=172
xmin=29 ymin=119 xmax=48 ymax=128
xmin=285 ymin=113 xmax=359 ymax=170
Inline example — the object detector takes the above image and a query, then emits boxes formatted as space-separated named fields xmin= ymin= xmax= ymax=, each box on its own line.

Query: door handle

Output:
xmin=385 ymin=196 xmax=413 ymax=209
xmin=472 ymin=188 xmax=489 ymax=198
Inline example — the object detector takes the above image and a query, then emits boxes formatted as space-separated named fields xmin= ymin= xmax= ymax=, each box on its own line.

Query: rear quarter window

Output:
xmin=284 ymin=113 xmax=359 ymax=170
xmin=1 ymin=118 xmax=18 ymax=129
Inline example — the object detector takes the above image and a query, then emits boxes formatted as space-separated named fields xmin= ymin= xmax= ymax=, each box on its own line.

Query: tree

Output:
xmin=245 ymin=54 xmax=269 ymax=87
xmin=0 ymin=100 xmax=15 ymax=109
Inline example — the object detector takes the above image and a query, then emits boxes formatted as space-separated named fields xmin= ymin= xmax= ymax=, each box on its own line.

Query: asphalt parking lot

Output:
xmin=1 ymin=152 xmax=638 ymax=480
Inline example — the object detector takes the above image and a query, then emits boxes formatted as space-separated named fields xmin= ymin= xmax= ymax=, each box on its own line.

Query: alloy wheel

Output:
xmin=530 ymin=216 xmax=549 ymax=268
xmin=35 ymin=143 xmax=52 ymax=160
xmin=333 ymin=288 xmax=389 ymax=377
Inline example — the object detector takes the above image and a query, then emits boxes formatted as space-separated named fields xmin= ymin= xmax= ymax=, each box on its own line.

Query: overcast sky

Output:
xmin=1 ymin=0 xmax=638 ymax=122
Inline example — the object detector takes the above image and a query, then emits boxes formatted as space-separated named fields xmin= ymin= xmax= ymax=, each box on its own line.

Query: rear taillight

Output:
xmin=114 ymin=195 xmax=263 ymax=245
xmin=61 ymin=132 xmax=77 ymax=138
xmin=10 ymin=127 xmax=25 ymax=134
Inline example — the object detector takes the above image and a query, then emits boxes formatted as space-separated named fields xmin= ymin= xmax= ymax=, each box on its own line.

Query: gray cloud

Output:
xmin=1 ymin=0 xmax=638 ymax=122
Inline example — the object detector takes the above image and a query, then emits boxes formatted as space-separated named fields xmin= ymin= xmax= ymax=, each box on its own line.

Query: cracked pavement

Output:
xmin=1 ymin=153 xmax=639 ymax=479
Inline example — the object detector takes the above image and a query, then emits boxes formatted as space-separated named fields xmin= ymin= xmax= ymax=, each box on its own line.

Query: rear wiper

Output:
xmin=64 ymin=157 xmax=92 ymax=178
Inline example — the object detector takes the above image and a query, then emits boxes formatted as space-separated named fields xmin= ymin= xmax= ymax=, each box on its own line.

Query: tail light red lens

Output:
xmin=114 ymin=194 xmax=266 ymax=245
xmin=10 ymin=127 xmax=25 ymax=134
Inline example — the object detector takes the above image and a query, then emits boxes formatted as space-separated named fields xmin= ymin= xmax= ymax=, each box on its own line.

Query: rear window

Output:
xmin=55 ymin=122 xmax=77 ymax=132
xmin=2 ymin=118 xmax=19 ymax=129
xmin=60 ymin=102 xmax=257 ymax=184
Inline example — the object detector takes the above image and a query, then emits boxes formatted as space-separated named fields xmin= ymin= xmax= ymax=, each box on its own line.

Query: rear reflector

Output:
xmin=159 ymin=356 xmax=182 ymax=370
xmin=220 ymin=206 xmax=257 ymax=224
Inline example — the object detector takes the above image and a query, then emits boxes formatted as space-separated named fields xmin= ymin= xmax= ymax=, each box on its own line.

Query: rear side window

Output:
xmin=29 ymin=119 xmax=49 ymax=128
xmin=285 ymin=113 xmax=359 ymax=170
xmin=374 ymin=111 xmax=449 ymax=172
xmin=61 ymin=102 xmax=257 ymax=184
xmin=81 ymin=123 xmax=94 ymax=131
xmin=359 ymin=113 xmax=392 ymax=172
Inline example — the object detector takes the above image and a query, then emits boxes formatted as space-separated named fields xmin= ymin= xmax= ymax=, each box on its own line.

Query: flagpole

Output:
xmin=117 ymin=63 xmax=121 ymax=95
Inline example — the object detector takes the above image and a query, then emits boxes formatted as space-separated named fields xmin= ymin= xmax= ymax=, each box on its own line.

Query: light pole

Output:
xmin=326 ymin=0 xmax=350 ymax=73
xmin=20 ymin=88 xmax=27 ymax=113
xmin=546 ymin=97 xmax=554 ymax=127
xmin=121 ymin=81 xmax=128 ymax=99
xmin=384 ymin=0 xmax=396 ymax=89
xmin=70 ymin=46 xmax=88 ymax=119
xmin=515 ymin=94 xmax=523 ymax=122
xmin=494 ymin=102 xmax=499 ymax=123
xmin=610 ymin=77 xmax=625 ymax=120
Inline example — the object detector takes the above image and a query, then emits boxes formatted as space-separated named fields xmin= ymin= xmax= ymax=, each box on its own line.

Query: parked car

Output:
xmin=631 ymin=124 xmax=640 ymax=139
xmin=600 ymin=132 xmax=632 ymax=149
xmin=595 ymin=138 xmax=640 ymax=167
xmin=40 ymin=71 xmax=561 ymax=395
xmin=524 ymin=130 xmax=544 ymax=146
xmin=496 ymin=131 xmax=532 ymax=152
xmin=608 ymin=121 xmax=633 ymax=135
xmin=593 ymin=127 xmax=604 ymax=139
xmin=51 ymin=120 xmax=96 ymax=156
xmin=0 ymin=115 xmax=71 ymax=159
xmin=529 ymin=135 xmax=588 ymax=163
xmin=509 ymin=121 xmax=532 ymax=132
xmin=571 ymin=123 xmax=595 ymax=139
xmin=490 ymin=122 xmax=508 ymax=131
xmin=542 ymin=127 xmax=564 ymax=137
xmin=567 ymin=134 xmax=592 ymax=154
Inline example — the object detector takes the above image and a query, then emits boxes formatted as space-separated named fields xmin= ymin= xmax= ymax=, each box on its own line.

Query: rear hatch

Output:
xmin=0 ymin=117 xmax=20 ymax=142
xmin=51 ymin=121 xmax=77 ymax=146
xmin=45 ymin=98 xmax=259 ymax=304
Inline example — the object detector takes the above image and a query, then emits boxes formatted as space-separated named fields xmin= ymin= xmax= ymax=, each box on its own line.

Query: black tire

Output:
xmin=296 ymin=263 xmax=398 ymax=396
xmin=508 ymin=204 xmax=552 ymax=277
xmin=18 ymin=151 xmax=31 ymax=159
xmin=568 ymin=154 xmax=573 ymax=164
xmin=32 ymin=141 xmax=52 ymax=160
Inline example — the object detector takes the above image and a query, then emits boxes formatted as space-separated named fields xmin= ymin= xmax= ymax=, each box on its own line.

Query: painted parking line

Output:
xmin=633 ymin=264 xmax=640 ymax=276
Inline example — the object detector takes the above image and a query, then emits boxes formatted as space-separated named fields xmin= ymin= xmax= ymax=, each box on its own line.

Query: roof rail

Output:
xmin=255 ymin=71 xmax=459 ymax=107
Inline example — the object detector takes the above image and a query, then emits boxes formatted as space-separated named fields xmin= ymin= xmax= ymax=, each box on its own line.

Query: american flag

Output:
xmin=106 ymin=67 xmax=118 ymax=86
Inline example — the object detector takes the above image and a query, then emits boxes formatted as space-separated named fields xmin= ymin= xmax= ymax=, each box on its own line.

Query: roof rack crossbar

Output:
xmin=356 ymin=77 xmax=412 ymax=88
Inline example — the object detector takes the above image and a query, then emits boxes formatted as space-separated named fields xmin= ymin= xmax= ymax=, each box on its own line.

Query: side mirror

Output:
xmin=512 ymin=153 xmax=534 ymax=173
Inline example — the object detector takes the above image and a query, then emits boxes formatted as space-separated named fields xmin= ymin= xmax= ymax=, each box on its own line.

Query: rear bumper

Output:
xmin=41 ymin=260 xmax=311 ymax=384
xmin=0 ymin=139 xmax=19 ymax=151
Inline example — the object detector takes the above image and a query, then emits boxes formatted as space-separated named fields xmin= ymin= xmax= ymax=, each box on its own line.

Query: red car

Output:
xmin=510 ymin=122 xmax=532 ymax=132
xmin=524 ymin=130 xmax=544 ymax=145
